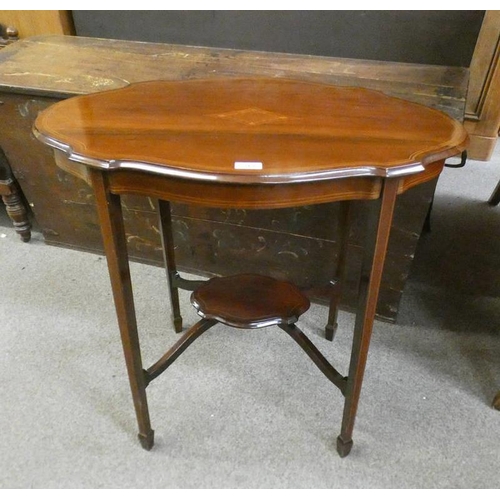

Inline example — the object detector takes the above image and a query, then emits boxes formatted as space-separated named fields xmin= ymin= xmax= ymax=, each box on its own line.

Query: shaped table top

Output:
xmin=34 ymin=77 xmax=468 ymax=185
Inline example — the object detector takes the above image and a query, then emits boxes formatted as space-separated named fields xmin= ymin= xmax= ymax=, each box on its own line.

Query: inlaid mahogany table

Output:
xmin=33 ymin=77 xmax=467 ymax=457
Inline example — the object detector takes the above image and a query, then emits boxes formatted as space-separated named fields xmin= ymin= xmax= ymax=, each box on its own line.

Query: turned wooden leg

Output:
xmin=1 ymin=181 xmax=31 ymax=242
xmin=91 ymin=170 xmax=154 ymax=450
xmin=337 ymin=178 xmax=399 ymax=458
xmin=157 ymin=200 xmax=183 ymax=333
xmin=325 ymin=201 xmax=352 ymax=341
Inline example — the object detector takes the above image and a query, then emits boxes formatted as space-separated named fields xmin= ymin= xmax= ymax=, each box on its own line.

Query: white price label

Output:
xmin=234 ymin=162 xmax=263 ymax=170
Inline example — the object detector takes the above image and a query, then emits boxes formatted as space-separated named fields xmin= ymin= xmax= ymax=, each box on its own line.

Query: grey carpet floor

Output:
xmin=1 ymin=146 xmax=500 ymax=488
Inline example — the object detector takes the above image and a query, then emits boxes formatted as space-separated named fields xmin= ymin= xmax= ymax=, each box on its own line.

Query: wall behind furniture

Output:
xmin=72 ymin=10 xmax=484 ymax=67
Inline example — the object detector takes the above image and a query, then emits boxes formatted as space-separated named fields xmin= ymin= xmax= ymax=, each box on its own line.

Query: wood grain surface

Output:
xmin=0 ymin=36 xmax=468 ymax=123
xmin=34 ymin=78 xmax=467 ymax=185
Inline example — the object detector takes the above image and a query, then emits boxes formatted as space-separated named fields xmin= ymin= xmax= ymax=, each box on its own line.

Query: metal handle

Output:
xmin=445 ymin=150 xmax=467 ymax=168
xmin=0 ymin=25 xmax=19 ymax=48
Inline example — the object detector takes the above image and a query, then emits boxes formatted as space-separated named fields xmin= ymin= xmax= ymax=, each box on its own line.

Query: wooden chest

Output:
xmin=0 ymin=35 xmax=469 ymax=321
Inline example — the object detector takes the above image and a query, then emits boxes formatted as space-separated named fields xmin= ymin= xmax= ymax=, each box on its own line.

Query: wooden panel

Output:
xmin=0 ymin=11 xmax=74 ymax=37
xmin=466 ymin=11 xmax=500 ymax=118
xmin=464 ymin=10 xmax=500 ymax=160
xmin=0 ymin=36 xmax=468 ymax=122
xmin=463 ymin=133 xmax=498 ymax=161
xmin=106 ymin=172 xmax=383 ymax=209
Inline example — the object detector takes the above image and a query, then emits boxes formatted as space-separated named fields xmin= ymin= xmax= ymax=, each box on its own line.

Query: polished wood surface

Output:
xmin=106 ymin=169 xmax=383 ymax=209
xmin=191 ymin=274 xmax=310 ymax=328
xmin=90 ymin=168 xmax=154 ymax=450
xmin=35 ymin=78 xmax=467 ymax=185
xmin=338 ymin=177 xmax=399 ymax=457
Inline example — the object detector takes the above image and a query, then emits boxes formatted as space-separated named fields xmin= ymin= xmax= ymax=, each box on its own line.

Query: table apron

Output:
xmin=52 ymin=151 xmax=445 ymax=209
xmin=106 ymin=170 xmax=384 ymax=208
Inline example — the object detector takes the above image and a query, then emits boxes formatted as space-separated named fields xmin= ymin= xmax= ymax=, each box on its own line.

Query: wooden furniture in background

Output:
xmin=0 ymin=35 xmax=469 ymax=322
xmin=0 ymin=146 xmax=30 ymax=241
xmin=465 ymin=10 xmax=500 ymax=160
xmin=0 ymin=11 xmax=73 ymax=238
xmin=33 ymin=77 xmax=467 ymax=456
xmin=0 ymin=10 xmax=74 ymax=38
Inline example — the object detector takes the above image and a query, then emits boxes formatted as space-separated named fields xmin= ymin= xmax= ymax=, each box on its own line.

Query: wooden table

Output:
xmin=34 ymin=77 xmax=467 ymax=457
